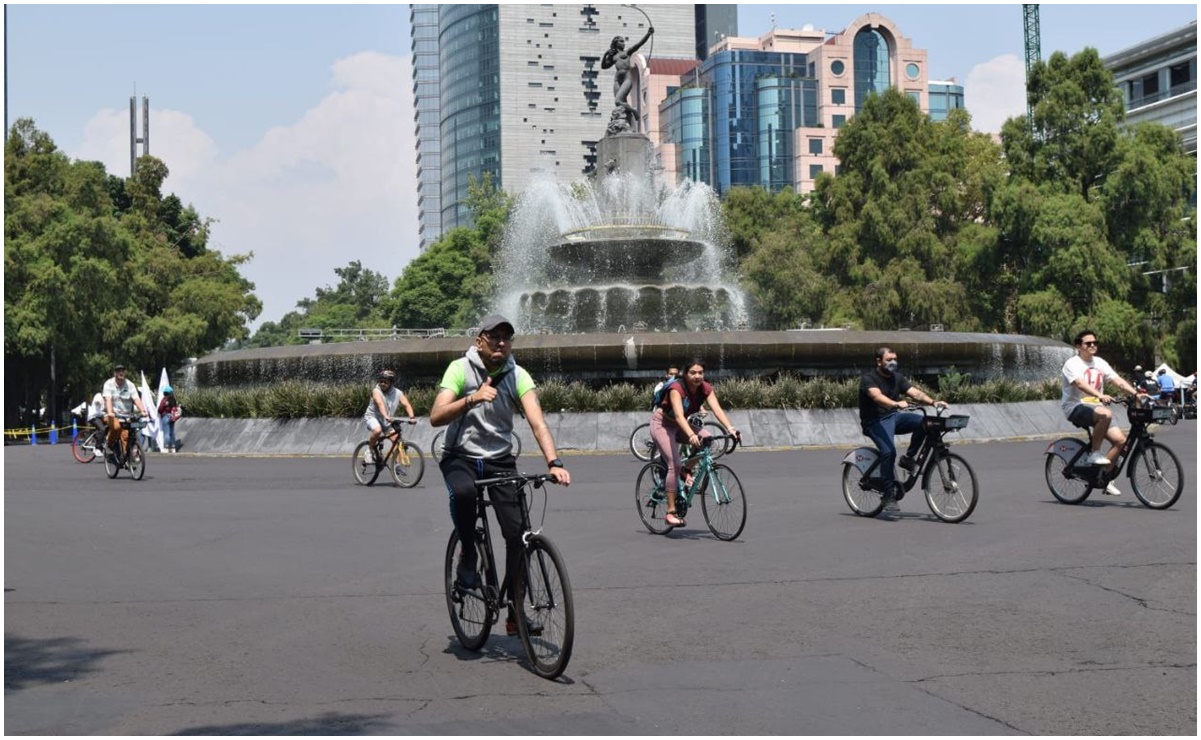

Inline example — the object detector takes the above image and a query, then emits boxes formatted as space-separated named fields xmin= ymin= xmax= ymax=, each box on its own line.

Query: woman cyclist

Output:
xmin=649 ymin=358 xmax=740 ymax=528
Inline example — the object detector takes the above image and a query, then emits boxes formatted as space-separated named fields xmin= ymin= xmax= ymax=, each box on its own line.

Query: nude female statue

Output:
xmin=601 ymin=27 xmax=654 ymax=113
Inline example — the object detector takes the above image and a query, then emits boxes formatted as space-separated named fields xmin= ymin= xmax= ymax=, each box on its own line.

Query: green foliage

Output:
xmin=4 ymin=119 xmax=260 ymax=426
xmin=241 ymin=260 xmax=392 ymax=348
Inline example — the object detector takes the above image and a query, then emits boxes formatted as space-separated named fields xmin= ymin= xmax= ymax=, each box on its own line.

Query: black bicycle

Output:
xmin=1045 ymin=397 xmax=1184 ymax=509
xmin=841 ymin=407 xmax=978 ymax=522
xmin=103 ymin=416 xmax=148 ymax=481
xmin=444 ymin=471 xmax=574 ymax=680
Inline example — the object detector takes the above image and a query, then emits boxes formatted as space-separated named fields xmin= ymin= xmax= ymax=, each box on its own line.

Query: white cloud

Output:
xmin=73 ymin=51 xmax=419 ymax=329
xmin=964 ymin=54 xmax=1027 ymax=135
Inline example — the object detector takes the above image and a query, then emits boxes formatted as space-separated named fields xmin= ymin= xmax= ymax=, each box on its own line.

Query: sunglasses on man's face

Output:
xmin=1082 ymin=341 xmax=1098 ymax=347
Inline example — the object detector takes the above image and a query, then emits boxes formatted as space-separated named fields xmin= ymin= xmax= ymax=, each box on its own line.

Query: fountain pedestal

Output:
xmin=594 ymin=132 xmax=653 ymax=181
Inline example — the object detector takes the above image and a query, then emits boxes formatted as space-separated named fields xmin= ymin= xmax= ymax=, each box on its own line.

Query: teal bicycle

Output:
xmin=635 ymin=434 xmax=745 ymax=540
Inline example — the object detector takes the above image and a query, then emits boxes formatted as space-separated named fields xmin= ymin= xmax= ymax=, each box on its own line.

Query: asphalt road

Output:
xmin=5 ymin=425 xmax=1196 ymax=735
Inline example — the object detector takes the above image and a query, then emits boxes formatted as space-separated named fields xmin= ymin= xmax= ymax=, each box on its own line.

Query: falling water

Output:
xmin=494 ymin=173 xmax=748 ymax=333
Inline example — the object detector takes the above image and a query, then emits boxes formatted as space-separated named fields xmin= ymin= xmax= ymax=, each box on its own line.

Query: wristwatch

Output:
xmin=548 ymin=458 xmax=564 ymax=469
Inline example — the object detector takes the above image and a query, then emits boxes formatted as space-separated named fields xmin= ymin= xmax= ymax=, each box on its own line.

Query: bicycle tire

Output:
xmin=922 ymin=452 xmax=977 ymax=523
xmin=701 ymin=464 xmax=747 ymax=540
xmin=516 ymin=535 xmax=574 ymax=680
xmin=389 ymin=441 xmax=425 ymax=488
xmin=629 ymin=423 xmax=657 ymax=462
xmin=443 ymin=529 xmax=496 ymax=651
xmin=704 ymin=422 xmax=732 ymax=459
xmin=511 ymin=432 xmax=522 ymax=459
xmin=128 ymin=443 xmax=146 ymax=481
xmin=73 ymin=430 xmax=100 ymax=463
xmin=1129 ymin=441 xmax=1184 ymax=510
xmin=431 ymin=431 xmax=445 ymax=462
xmin=635 ymin=461 xmax=673 ymax=534
xmin=1044 ymin=446 xmax=1091 ymax=505
xmin=352 ymin=441 xmax=383 ymax=486
xmin=104 ymin=442 xmax=121 ymax=479
xmin=841 ymin=459 xmax=884 ymax=517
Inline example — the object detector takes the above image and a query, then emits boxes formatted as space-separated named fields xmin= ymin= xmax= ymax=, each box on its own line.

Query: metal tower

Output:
xmin=1022 ymin=5 xmax=1041 ymax=130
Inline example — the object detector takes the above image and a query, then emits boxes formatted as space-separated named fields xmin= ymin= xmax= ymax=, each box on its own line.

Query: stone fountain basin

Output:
xmin=548 ymin=231 xmax=706 ymax=279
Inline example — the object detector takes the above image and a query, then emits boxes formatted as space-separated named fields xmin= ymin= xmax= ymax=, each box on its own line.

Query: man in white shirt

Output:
xmin=102 ymin=363 xmax=147 ymax=461
xmin=1060 ymin=330 xmax=1140 ymax=485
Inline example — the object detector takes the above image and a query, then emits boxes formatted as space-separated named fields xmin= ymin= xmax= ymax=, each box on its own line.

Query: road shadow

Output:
xmin=173 ymin=711 xmax=393 ymax=735
xmin=4 ymin=634 xmax=130 ymax=691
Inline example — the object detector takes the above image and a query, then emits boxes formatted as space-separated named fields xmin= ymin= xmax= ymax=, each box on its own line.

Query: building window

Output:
xmin=906 ymin=62 xmax=920 ymax=80
xmin=1170 ymin=61 xmax=1192 ymax=89
xmin=831 ymin=88 xmax=846 ymax=105
xmin=808 ymin=138 xmax=823 ymax=155
xmin=832 ymin=114 xmax=846 ymax=128
xmin=809 ymin=164 xmax=823 ymax=179
xmin=907 ymin=91 xmax=921 ymax=105
xmin=831 ymin=60 xmax=845 ymax=76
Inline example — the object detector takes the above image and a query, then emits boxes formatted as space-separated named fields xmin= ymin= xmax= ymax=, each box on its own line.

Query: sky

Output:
xmin=5 ymin=3 xmax=1197 ymax=331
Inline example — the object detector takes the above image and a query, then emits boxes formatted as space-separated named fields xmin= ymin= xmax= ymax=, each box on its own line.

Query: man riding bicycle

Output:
xmin=430 ymin=315 xmax=571 ymax=635
xmin=858 ymin=347 xmax=946 ymax=515
xmin=102 ymin=363 xmax=148 ymax=464
xmin=364 ymin=369 xmax=416 ymax=455
xmin=1060 ymin=330 xmax=1141 ymax=495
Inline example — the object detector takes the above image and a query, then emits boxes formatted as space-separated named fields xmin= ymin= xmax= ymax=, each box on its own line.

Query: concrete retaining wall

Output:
xmin=172 ymin=401 xmax=1080 ymax=457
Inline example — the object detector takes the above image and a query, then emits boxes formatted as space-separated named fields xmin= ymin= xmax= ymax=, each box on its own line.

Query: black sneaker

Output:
xmin=456 ymin=553 xmax=481 ymax=591
xmin=898 ymin=455 xmax=918 ymax=474
xmin=882 ymin=492 xmax=900 ymax=514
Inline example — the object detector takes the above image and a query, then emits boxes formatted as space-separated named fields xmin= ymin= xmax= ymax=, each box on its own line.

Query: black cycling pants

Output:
xmin=439 ymin=454 xmax=524 ymax=582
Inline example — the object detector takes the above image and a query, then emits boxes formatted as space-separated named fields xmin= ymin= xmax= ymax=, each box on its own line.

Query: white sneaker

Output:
xmin=1103 ymin=481 xmax=1122 ymax=496
xmin=1086 ymin=451 xmax=1112 ymax=466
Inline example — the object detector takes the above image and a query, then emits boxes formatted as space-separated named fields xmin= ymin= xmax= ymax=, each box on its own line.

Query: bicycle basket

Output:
xmin=1127 ymin=405 xmax=1173 ymax=424
xmin=923 ymin=414 xmax=969 ymax=432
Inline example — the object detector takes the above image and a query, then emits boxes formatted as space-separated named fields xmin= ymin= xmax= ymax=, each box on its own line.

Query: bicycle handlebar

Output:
xmin=474 ymin=472 xmax=561 ymax=489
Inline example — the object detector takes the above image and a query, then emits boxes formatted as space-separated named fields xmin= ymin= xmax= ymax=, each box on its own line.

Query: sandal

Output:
xmin=665 ymin=511 xmax=685 ymax=527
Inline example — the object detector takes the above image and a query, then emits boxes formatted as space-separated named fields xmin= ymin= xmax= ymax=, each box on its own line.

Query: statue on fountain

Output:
xmin=601 ymin=26 xmax=653 ymax=135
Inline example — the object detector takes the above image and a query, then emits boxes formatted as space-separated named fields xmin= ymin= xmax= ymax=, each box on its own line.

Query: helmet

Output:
xmin=379 ymin=370 xmax=396 ymax=382
xmin=1145 ymin=371 xmax=1155 ymax=379
xmin=162 ymin=385 xmax=174 ymax=394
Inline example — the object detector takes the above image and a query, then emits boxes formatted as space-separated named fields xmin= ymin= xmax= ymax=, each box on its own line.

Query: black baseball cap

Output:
xmin=113 ymin=363 xmax=126 ymax=371
xmin=478 ymin=315 xmax=515 ymax=335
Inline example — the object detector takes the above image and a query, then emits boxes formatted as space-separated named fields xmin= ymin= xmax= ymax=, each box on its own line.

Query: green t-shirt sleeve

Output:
xmin=439 ymin=361 xmax=467 ymax=396
xmin=515 ymin=367 xmax=536 ymax=398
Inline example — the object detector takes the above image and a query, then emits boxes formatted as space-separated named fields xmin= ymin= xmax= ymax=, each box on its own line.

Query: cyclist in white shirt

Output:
xmin=1060 ymin=330 xmax=1140 ymax=481
xmin=364 ymin=369 xmax=416 ymax=452
xmin=102 ymin=363 xmax=148 ymax=462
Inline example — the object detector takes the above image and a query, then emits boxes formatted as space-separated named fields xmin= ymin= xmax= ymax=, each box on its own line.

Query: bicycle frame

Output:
xmin=842 ymin=424 xmax=948 ymax=494
xmin=675 ymin=434 xmax=739 ymax=513
xmin=1044 ymin=411 xmax=1156 ymax=488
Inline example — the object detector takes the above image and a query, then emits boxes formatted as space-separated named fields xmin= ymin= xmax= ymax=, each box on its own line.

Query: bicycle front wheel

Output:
xmin=443 ymin=530 xmax=495 ymax=651
xmin=842 ymin=461 xmax=884 ymax=517
xmin=352 ymin=441 xmax=382 ymax=486
xmin=128 ymin=444 xmax=146 ymax=481
xmin=629 ymin=423 xmax=656 ymax=462
xmin=389 ymin=441 xmax=425 ymax=488
xmin=73 ymin=431 xmax=99 ymax=463
xmin=517 ymin=535 xmax=574 ymax=680
xmin=105 ymin=443 xmax=121 ymax=479
xmin=635 ymin=462 xmax=672 ymax=534
xmin=922 ymin=452 xmax=977 ymax=523
xmin=704 ymin=422 xmax=732 ymax=459
xmin=701 ymin=464 xmax=746 ymax=540
xmin=1129 ymin=441 xmax=1184 ymax=510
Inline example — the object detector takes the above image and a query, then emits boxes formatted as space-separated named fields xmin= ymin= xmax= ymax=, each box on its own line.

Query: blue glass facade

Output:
xmin=663 ymin=87 xmax=711 ymax=183
xmin=662 ymin=49 xmax=817 ymax=195
xmin=853 ymin=28 xmax=890 ymax=110
xmin=438 ymin=6 xmax=500 ymax=231
xmin=927 ymin=82 xmax=965 ymax=122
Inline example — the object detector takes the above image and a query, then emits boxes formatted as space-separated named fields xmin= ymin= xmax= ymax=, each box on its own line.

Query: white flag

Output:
xmin=138 ymin=371 xmax=161 ymax=449
xmin=156 ymin=368 xmax=171 ymax=450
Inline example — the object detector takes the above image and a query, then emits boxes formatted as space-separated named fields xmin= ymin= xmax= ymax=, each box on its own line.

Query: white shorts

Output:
xmin=364 ymin=417 xmax=384 ymax=433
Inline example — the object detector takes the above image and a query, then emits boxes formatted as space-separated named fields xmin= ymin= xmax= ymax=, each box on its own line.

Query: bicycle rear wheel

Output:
xmin=443 ymin=529 xmax=495 ymax=651
xmin=629 ymin=423 xmax=657 ymax=462
xmin=511 ymin=432 xmax=522 ymax=459
xmin=1044 ymin=451 xmax=1091 ymax=504
xmin=635 ymin=462 xmax=672 ymax=534
xmin=922 ymin=452 xmax=977 ymax=523
xmin=73 ymin=430 xmax=100 ymax=463
xmin=352 ymin=441 xmax=383 ymax=486
xmin=841 ymin=460 xmax=884 ymax=517
xmin=389 ymin=441 xmax=425 ymax=488
xmin=1129 ymin=441 xmax=1184 ymax=510
xmin=701 ymin=464 xmax=746 ymax=540
xmin=431 ymin=431 xmax=445 ymax=462
xmin=516 ymin=535 xmax=574 ymax=680
xmin=128 ymin=444 xmax=146 ymax=481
